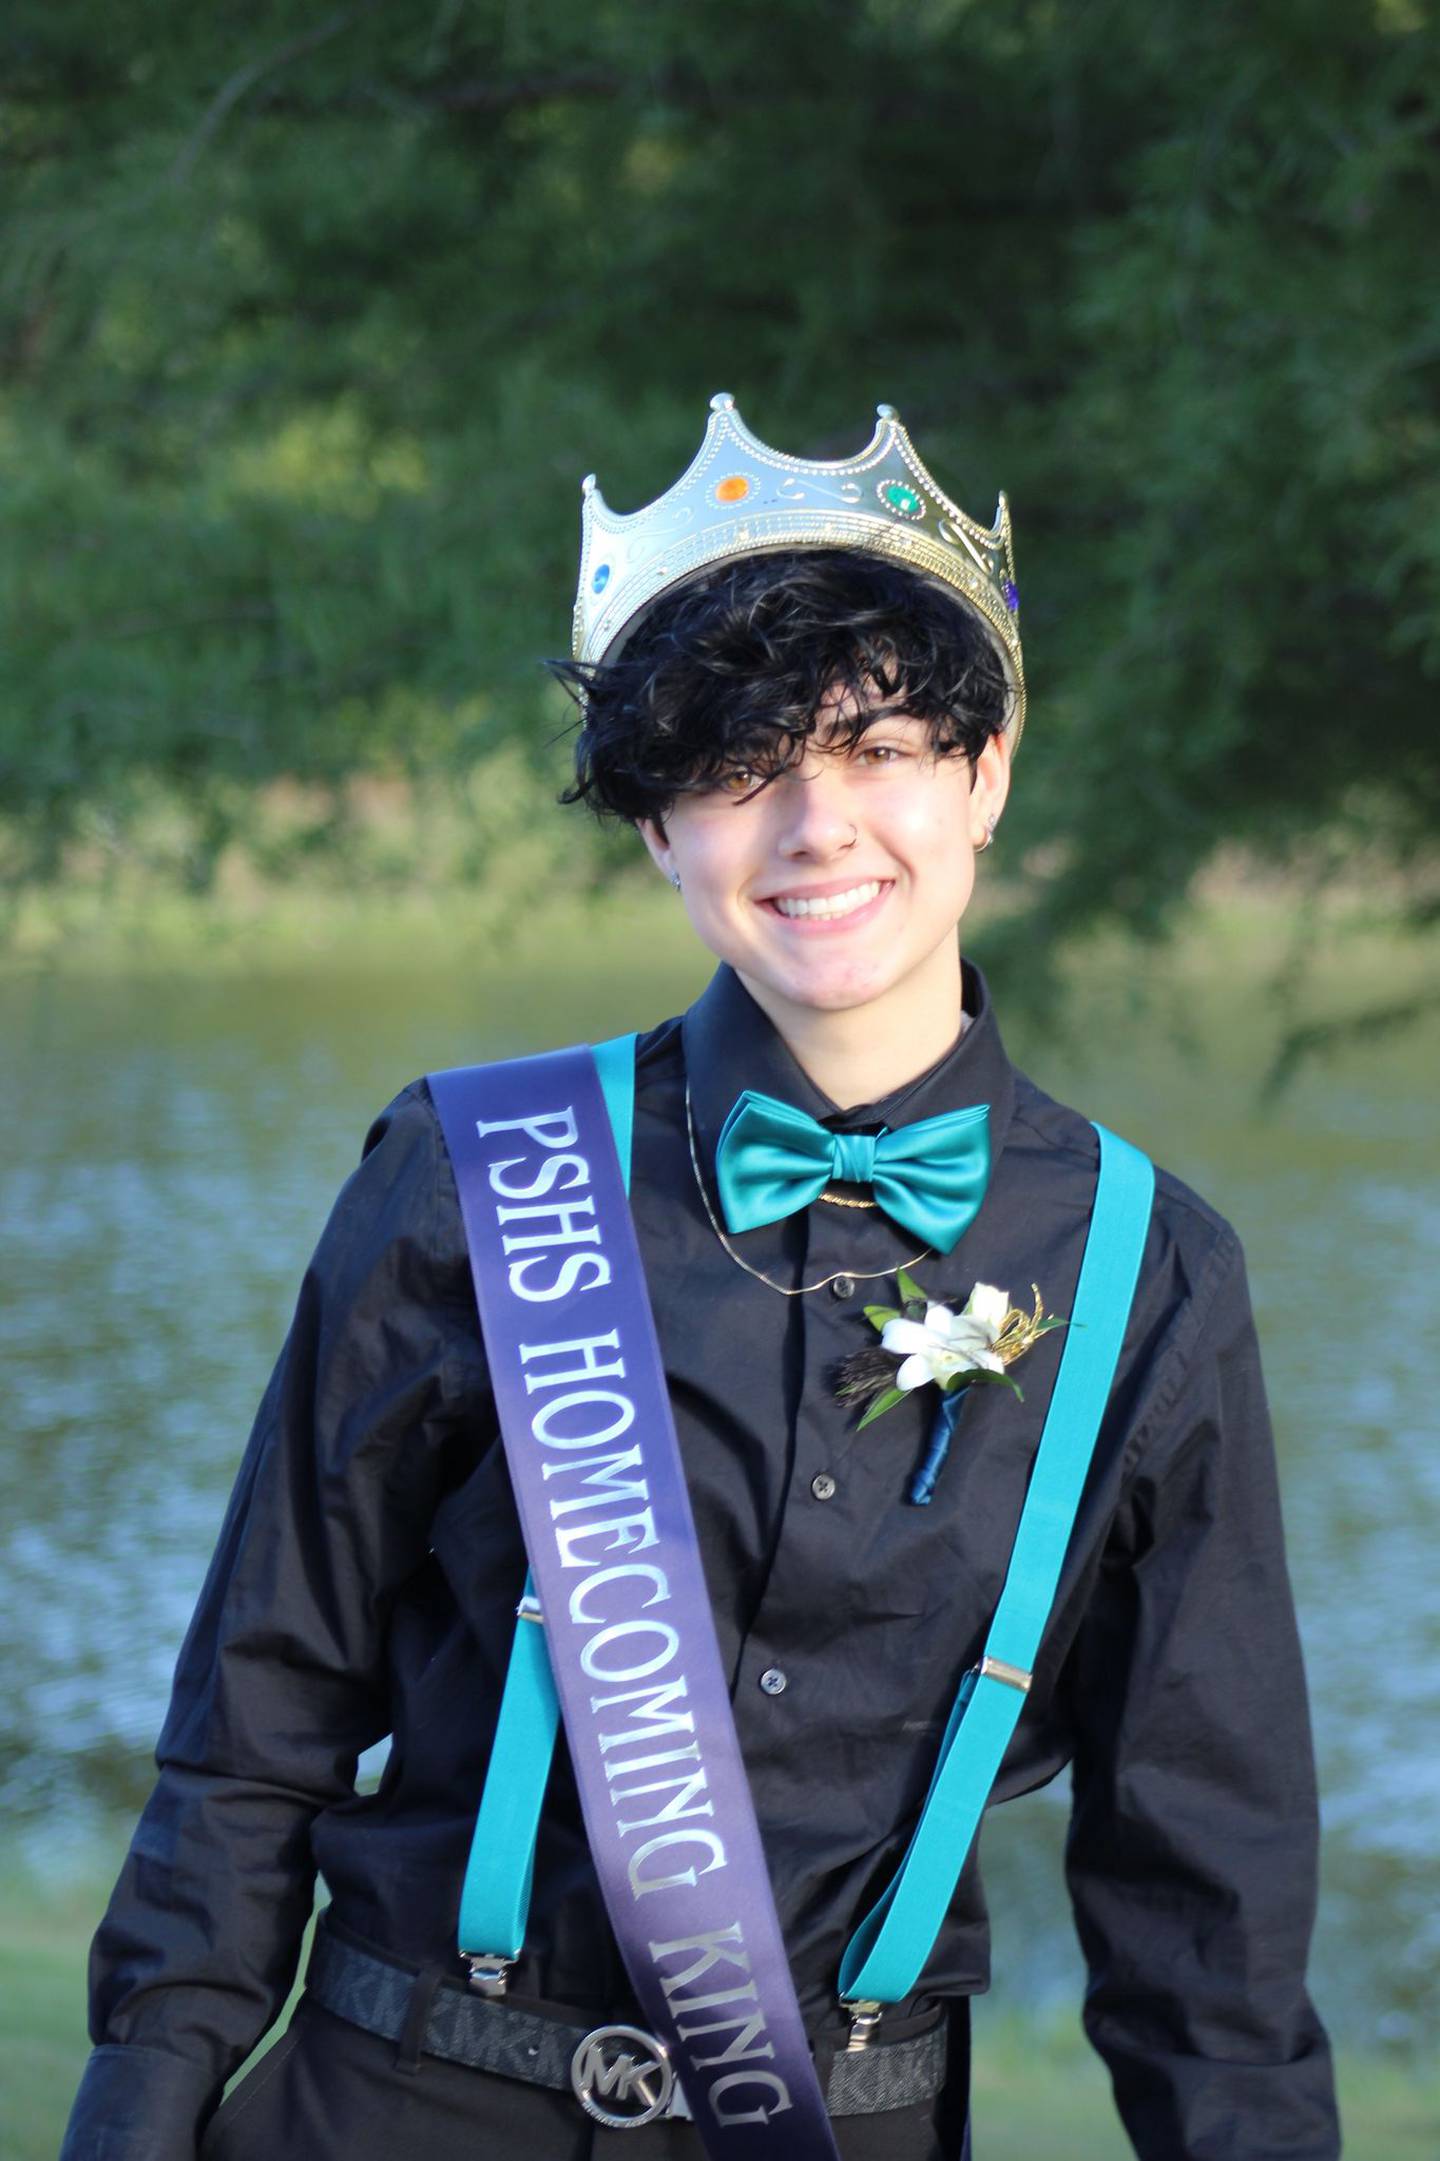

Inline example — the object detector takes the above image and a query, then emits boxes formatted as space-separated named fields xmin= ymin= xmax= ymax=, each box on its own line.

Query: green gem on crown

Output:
xmin=879 ymin=479 xmax=925 ymax=519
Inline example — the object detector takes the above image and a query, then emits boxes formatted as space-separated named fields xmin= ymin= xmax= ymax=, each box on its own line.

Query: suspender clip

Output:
xmin=978 ymin=1653 xmax=1032 ymax=1694
xmin=463 ymin=1952 xmax=514 ymax=1998
xmin=841 ymin=1997 xmax=884 ymax=2051
xmin=516 ymin=1592 xmax=544 ymax=1625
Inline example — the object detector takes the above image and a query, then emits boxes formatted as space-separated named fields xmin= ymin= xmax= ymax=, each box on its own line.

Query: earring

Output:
xmin=668 ymin=869 xmax=682 ymax=891
xmin=976 ymin=814 xmax=998 ymax=854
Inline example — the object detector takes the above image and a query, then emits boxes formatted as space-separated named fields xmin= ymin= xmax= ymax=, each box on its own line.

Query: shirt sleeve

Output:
xmin=1061 ymin=1224 xmax=1341 ymax=2160
xmin=60 ymin=1083 xmax=486 ymax=2161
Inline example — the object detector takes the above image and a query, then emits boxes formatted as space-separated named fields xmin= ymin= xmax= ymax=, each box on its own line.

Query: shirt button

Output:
xmin=758 ymin=1667 xmax=788 ymax=1696
xmin=831 ymin=1274 xmax=857 ymax=1299
xmin=810 ymin=1473 xmax=837 ymax=1501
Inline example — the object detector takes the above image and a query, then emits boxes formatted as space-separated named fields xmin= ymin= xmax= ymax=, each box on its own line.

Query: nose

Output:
xmin=772 ymin=758 xmax=858 ymax=860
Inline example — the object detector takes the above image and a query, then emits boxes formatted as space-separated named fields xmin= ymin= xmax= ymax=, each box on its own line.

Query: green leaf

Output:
xmin=895 ymin=1266 xmax=927 ymax=1309
xmin=856 ymin=1385 xmax=907 ymax=1430
xmin=972 ymin=1370 xmax=1024 ymax=1399
xmin=863 ymin=1303 xmax=901 ymax=1329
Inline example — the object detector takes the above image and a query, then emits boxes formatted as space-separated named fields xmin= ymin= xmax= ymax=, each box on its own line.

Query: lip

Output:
xmin=759 ymin=875 xmax=892 ymax=902
xmin=755 ymin=877 xmax=895 ymax=932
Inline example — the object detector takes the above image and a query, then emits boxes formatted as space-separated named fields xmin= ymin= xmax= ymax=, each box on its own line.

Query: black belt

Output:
xmin=306 ymin=1924 xmax=948 ymax=2130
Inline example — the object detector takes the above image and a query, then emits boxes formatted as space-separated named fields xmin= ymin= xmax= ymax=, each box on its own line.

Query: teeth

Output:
xmin=772 ymin=880 xmax=882 ymax=920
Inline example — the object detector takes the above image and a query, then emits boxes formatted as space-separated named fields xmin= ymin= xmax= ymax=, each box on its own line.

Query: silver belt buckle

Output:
xmin=570 ymin=2022 xmax=677 ymax=2129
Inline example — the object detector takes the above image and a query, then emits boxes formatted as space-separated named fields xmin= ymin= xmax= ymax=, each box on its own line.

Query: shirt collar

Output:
xmin=681 ymin=956 xmax=1017 ymax=1176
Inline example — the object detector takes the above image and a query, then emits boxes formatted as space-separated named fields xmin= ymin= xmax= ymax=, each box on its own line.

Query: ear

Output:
xmin=635 ymin=817 xmax=675 ymax=882
xmin=968 ymin=731 xmax=1013 ymax=847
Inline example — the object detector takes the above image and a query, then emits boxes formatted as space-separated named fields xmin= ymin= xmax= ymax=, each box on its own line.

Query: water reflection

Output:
xmin=2 ymin=936 xmax=1436 ymax=2046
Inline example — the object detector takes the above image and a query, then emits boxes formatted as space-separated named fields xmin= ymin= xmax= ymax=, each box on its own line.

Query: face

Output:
xmin=638 ymin=704 xmax=1011 ymax=1033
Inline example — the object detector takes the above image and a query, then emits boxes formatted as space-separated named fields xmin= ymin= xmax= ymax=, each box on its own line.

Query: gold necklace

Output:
xmin=684 ymin=1085 xmax=930 ymax=1297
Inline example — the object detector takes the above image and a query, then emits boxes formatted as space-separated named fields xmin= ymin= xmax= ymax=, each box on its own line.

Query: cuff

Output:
xmin=60 ymin=2044 xmax=220 ymax=2161
xmin=1107 ymin=2036 xmax=1341 ymax=2161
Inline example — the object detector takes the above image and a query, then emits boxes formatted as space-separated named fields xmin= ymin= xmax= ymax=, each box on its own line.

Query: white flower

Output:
xmin=962 ymin=1282 xmax=1010 ymax=1336
xmin=880 ymin=1285 xmax=1010 ymax=1393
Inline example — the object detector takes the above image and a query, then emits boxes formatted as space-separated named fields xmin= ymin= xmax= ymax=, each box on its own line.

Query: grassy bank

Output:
xmin=6 ymin=1875 xmax=1435 ymax=2159
xmin=4 ymin=841 xmax=1436 ymax=1041
xmin=5 ymin=865 xmax=1437 ymax=1125
xmin=967 ymin=1998 xmax=1440 ymax=2159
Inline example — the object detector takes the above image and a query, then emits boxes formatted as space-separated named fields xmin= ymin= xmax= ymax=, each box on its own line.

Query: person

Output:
xmin=60 ymin=394 xmax=1341 ymax=2160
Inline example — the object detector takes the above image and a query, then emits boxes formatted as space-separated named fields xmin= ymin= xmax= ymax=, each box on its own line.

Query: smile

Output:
xmin=763 ymin=879 xmax=890 ymax=923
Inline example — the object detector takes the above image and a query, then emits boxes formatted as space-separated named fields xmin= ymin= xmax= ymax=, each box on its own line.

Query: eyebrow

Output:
xmin=809 ymin=711 xmax=926 ymax=747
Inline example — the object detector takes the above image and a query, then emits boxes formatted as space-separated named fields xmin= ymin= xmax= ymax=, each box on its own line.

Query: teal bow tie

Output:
xmin=714 ymin=1090 xmax=991 ymax=1255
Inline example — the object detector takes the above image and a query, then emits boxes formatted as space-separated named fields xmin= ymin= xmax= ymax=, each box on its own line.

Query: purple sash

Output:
xmin=430 ymin=1049 xmax=842 ymax=2160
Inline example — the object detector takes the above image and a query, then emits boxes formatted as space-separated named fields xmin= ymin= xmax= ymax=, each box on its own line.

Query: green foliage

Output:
xmin=2 ymin=0 xmax=1437 ymax=942
xmin=856 ymin=1383 xmax=908 ymax=1429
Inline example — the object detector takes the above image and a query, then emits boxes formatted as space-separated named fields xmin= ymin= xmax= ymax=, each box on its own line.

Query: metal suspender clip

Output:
xmin=516 ymin=1591 xmax=543 ymax=1625
xmin=841 ymin=1997 xmax=884 ymax=2051
xmin=978 ymin=1653 xmax=1032 ymax=1694
xmin=463 ymin=1952 xmax=514 ymax=1998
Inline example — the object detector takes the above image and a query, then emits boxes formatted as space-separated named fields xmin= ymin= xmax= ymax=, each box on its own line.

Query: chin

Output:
xmin=772 ymin=964 xmax=903 ymax=1014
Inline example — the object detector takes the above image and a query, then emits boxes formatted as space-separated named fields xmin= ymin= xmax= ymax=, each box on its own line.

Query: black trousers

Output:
xmin=201 ymin=1993 xmax=973 ymax=2161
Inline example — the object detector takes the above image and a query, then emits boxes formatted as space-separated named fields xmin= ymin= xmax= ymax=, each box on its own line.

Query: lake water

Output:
xmin=2 ymin=915 xmax=1436 ymax=2051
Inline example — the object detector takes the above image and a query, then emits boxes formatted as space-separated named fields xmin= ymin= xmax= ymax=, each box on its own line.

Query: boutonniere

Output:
xmin=837 ymin=1267 xmax=1067 ymax=1506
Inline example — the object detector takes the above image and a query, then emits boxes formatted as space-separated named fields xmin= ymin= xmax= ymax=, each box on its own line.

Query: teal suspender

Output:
xmin=838 ymin=1122 xmax=1154 ymax=2005
xmin=456 ymin=1037 xmax=1155 ymax=2007
xmin=590 ymin=1032 xmax=636 ymax=1185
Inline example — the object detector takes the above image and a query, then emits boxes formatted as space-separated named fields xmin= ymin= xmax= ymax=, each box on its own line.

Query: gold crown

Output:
xmin=572 ymin=391 xmax=1025 ymax=748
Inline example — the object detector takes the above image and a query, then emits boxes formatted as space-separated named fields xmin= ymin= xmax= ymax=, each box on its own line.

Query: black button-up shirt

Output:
xmin=62 ymin=962 xmax=1340 ymax=2158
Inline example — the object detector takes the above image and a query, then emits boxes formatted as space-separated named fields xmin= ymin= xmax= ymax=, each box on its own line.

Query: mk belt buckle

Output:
xmin=570 ymin=2022 xmax=681 ymax=2129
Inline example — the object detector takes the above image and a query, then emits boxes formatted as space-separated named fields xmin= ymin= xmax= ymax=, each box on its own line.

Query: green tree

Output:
xmin=2 ymin=0 xmax=1436 ymax=984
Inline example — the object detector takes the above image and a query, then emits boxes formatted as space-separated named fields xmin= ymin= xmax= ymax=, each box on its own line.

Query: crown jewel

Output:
xmin=572 ymin=392 xmax=1025 ymax=747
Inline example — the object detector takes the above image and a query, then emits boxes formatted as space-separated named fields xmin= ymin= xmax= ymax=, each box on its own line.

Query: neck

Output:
xmin=737 ymin=941 xmax=967 ymax=1109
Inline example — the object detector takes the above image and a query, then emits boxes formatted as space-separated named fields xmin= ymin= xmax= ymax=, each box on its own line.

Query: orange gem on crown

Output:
xmin=713 ymin=474 xmax=752 ymax=504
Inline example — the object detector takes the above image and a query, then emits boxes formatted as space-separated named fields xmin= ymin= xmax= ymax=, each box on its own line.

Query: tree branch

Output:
xmin=425 ymin=66 xmax=630 ymax=114
xmin=169 ymin=4 xmax=379 ymax=186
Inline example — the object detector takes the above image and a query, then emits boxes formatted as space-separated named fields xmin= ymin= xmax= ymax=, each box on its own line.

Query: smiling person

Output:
xmin=62 ymin=397 xmax=1340 ymax=2161
xmin=630 ymin=679 xmax=1006 ymax=1104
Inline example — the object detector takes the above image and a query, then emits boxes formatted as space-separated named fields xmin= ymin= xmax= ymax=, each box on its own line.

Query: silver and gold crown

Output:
xmin=572 ymin=391 xmax=1025 ymax=747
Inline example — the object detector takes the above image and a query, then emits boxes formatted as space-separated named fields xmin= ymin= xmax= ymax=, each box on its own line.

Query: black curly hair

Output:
xmin=551 ymin=549 xmax=1013 ymax=826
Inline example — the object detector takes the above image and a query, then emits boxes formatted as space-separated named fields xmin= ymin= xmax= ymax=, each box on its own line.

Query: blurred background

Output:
xmin=2 ymin=3 xmax=1438 ymax=2154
